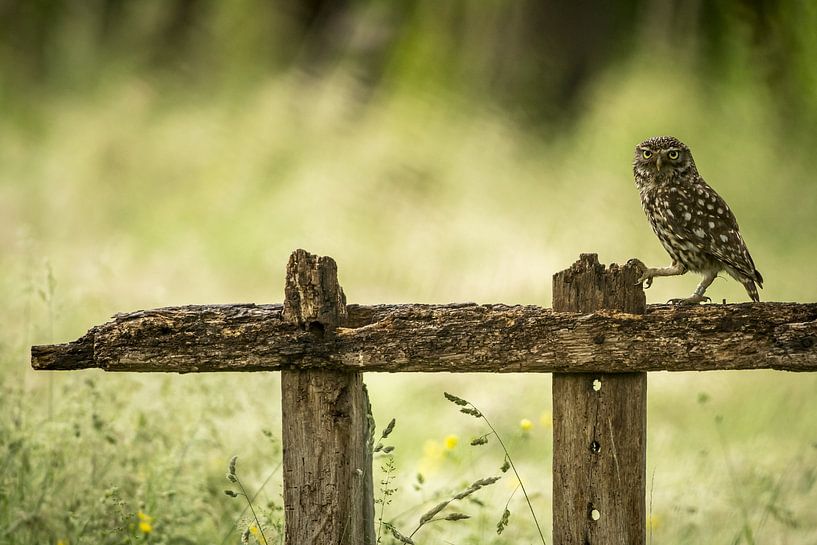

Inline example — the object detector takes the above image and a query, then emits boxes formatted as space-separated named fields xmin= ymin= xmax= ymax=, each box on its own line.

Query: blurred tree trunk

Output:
xmin=1 ymin=0 xmax=816 ymax=128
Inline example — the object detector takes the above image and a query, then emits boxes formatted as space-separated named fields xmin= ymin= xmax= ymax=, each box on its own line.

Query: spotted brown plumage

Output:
xmin=633 ymin=136 xmax=763 ymax=304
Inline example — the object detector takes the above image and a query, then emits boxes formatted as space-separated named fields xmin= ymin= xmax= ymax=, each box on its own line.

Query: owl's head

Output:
xmin=633 ymin=136 xmax=696 ymax=182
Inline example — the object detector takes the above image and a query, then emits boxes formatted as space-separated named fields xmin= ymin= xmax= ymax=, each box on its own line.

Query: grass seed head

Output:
xmin=496 ymin=508 xmax=511 ymax=534
xmin=419 ymin=500 xmax=450 ymax=525
xmin=389 ymin=524 xmax=416 ymax=544
xmin=444 ymin=392 xmax=468 ymax=406
xmin=470 ymin=435 xmax=489 ymax=446
xmin=381 ymin=418 xmax=396 ymax=439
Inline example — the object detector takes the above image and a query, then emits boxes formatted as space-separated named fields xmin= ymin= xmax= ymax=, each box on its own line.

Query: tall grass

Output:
xmin=2 ymin=58 xmax=816 ymax=543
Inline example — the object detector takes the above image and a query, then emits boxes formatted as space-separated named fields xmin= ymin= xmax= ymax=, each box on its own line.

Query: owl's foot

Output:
xmin=636 ymin=263 xmax=686 ymax=289
xmin=667 ymin=294 xmax=711 ymax=305
xmin=636 ymin=269 xmax=656 ymax=289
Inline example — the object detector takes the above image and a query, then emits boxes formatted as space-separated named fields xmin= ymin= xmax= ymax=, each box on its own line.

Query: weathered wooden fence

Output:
xmin=32 ymin=250 xmax=817 ymax=545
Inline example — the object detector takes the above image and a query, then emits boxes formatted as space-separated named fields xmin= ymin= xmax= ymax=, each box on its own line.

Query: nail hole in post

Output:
xmin=590 ymin=440 xmax=601 ymax=454
xmin=592 ymin=378 xmax=602 ymax=392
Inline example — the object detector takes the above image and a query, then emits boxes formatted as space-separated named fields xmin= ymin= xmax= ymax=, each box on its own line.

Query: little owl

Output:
xmin=633 ymin=136 xmax=763 ymax=304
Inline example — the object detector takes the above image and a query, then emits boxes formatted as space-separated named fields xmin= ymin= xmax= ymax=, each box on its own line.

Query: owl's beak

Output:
xmin=655 ymin=155 xmax=663 ymax=172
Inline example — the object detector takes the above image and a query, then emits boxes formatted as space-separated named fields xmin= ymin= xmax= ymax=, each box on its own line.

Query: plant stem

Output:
xmin=469 ymin=401 xmax=547 ymax=545
xmin=237 ymin=478 xmax=269 ymax=545
xmin=376 ymin=459 xmax=395 ymax=543
xmin=649 ymin=467 xmax=655 ymax=545
xmin=220 ymin=461 xmax=282 ymax=545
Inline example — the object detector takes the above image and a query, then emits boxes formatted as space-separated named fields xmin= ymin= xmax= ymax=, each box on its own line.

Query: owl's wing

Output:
xmin=666 ymin=180 xmax=760 ymax=282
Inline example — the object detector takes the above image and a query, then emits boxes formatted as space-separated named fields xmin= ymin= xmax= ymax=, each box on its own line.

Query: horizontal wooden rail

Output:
xmin=27 ymin=250 xmax=817 ymax=545
xmin=32 ymin=301 xmax=817 ymax=373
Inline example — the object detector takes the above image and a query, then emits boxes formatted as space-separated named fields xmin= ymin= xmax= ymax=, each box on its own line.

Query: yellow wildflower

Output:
xmin=539 ymin=411 xmax=553 ymax=428
xmin=418 ymin=439 xmax=443 ymax=475
xmin=423 ymin=439 xmax=442 ymax=460
xmin=519 ymin=418 xmax=533 ymax=432
xmin=137 ymin=511 xmax=154 ymax=534
xmin=647 ymin=514 xmax=662 ymax=530
xmin=137 ymin=511 xmax=153 ymax=523
xmin=443 ymin=434 xmax=459 ymax=450
xmin=57 ymin=540 xmax=68 ymax=545
xmin=249 ymin=525 xmax=261 ymax=537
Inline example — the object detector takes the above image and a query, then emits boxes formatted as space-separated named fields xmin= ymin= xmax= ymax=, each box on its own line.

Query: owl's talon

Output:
xmin=636 ymin=271 xmax=654 ymax=289
xmin=667 ymin=294 xmax=711 ymax=306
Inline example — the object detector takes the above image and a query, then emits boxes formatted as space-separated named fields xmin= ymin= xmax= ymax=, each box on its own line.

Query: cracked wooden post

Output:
xmin=552 ymin=254 xmax=647 ymax=545
xmin=281 ymin=249 xmax=375 ymax=545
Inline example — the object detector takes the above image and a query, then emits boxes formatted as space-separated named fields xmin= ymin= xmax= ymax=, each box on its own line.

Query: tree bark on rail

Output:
xmin=26 ymin=248 xmax=817 ymax=545
xmin=32 ymin=302 xmax=817 ymax=373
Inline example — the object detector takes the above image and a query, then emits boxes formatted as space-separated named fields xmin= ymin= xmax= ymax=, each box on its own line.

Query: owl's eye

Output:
xmin=642 ymin=150 xmax=652 ymax=159
xmin=668 ymin=150 xmax=680 ymax=160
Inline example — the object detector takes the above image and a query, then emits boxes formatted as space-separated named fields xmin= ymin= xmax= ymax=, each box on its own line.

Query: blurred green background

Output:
xmin=2 ymin=1 xmax=817 ymax=543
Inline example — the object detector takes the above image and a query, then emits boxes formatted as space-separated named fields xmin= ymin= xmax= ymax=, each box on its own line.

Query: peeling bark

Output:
xmin=31 ymin=301 xmax=817 ymax=373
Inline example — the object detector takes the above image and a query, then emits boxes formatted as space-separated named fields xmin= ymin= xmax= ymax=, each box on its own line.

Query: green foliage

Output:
xmin=224 ymin=456 xmax=273 ymax=545
xmin=2 ymin=3 xmax=817 ymax=543
xmin=0 ymin=374 xmax=284 ymax=544
xmin=444 ymin=392 xmax=546 ymax=544
xmin=375 ymin=420 xmax=399 ymax=544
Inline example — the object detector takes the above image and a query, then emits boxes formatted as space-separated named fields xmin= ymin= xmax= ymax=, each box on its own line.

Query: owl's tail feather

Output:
xmin=741 ymin=277 xmax=760 ymax=302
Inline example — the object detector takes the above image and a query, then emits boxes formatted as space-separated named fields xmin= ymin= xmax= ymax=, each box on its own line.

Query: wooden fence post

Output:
xmin=552 ymin=254 xmax=647 ymax=545
xmin=28 ymin=247 xmax=817 ymax=543
xmin=281 ymin=249 xmax=375 ymax=545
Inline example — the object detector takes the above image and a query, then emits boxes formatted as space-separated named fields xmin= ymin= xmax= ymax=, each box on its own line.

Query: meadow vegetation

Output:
xmin=2 ymin=2 xmax=817 ymax=543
